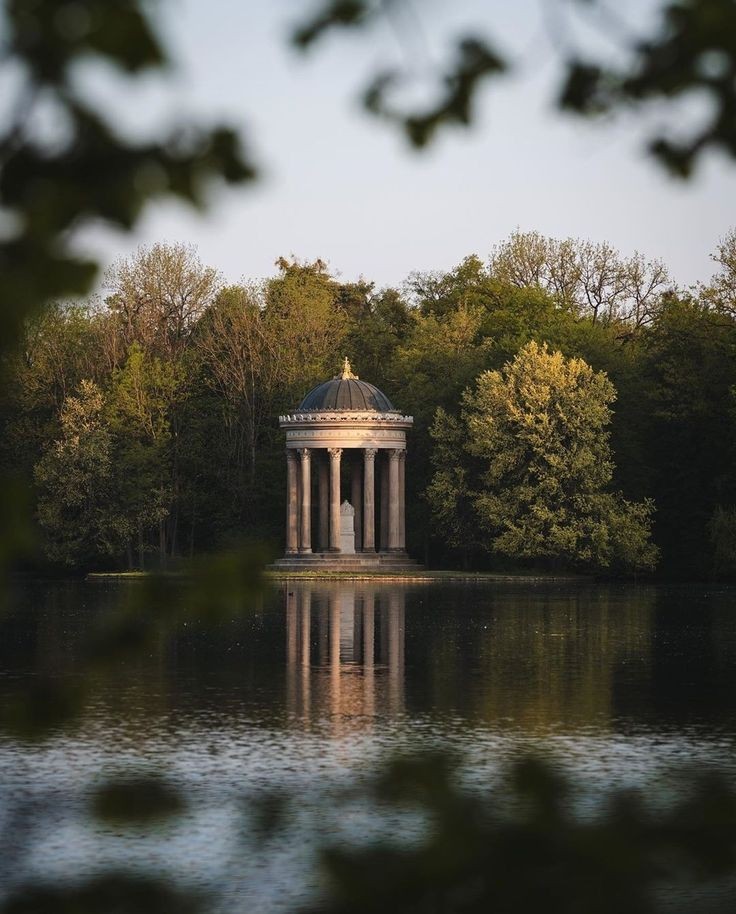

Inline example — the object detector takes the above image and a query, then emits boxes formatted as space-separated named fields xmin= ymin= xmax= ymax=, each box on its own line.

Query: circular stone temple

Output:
xmin=271 ymin=358 xmax=421 ymax=571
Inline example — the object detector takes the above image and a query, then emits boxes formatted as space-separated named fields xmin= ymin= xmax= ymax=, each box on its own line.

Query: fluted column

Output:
xmin=380 ymin=455 xmax=389 ymax=551
xmin=328 ymin=447 xmax=342 ymax=552
xmin=318 ymin=456 xmax=329 ymax=552
xmin=351 ymin=459 xmax=362 ymax=552
xmin=298 ymin=448 xmax=312 ymax=554
xmin=399 ymin=449 xmax=406 ymax=550
xmin=388 ymin=449 xmax=402 ymax=552
xmin=286 ymin=450 xmax=299 ymax=555
xmin=363 ymin=448 xmax=377 ymax=552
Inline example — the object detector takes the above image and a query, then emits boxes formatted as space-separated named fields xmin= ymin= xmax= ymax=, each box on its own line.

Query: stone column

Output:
xmin=298 ymin=448 xmax=312 ymax=554
xmin=318 ymin=456 xmax=329 ymax=552
xmin=399 ymin=449 xmax=406 ymax=550
xmin=351 ymin=459 xmax=362 ymax=552
xmin=363 ymin=448 xmax=377 ymax=552
xmin=388 ymin=449 xmax=402 ymax=552
xmin=286 ymin=450 xmax=299 ymax=555
xmin=328 ymin=448 xmax=342 ymax=552
xmin=379 ymin=454 xmax=389 ymax=552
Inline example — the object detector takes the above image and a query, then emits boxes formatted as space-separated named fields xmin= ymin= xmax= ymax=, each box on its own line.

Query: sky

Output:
xmin=74 ymin=0 xmax=736 ymax=291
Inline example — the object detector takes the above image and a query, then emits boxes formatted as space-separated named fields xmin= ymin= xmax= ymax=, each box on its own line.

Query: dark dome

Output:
xmin=298 ymin=359 xmax=396 ymax=412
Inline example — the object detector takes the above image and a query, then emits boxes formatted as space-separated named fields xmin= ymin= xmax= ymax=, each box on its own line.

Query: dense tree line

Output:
xmin=2 ymin=232 xmax=736 ymax=578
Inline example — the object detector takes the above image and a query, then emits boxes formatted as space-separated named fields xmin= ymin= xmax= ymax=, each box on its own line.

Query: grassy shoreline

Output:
xmin=85 ymin=569 xmax=590 ymax=584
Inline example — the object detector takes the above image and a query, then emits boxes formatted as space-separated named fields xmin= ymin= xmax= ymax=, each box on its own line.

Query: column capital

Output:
xmin=328 ymin=447 xmax=343 ymax=460
xmin=398 ymin=450 xmax=406 ymax=462
xmin=389 ymin=448 xmax=405 ymax=460
xmin=286 ymin=449 xmax=298 ymax=462
xmin=297 ymin=447 xmax=311 ymax=461
xmin=364 ymin=448 xmax=378 ymax=461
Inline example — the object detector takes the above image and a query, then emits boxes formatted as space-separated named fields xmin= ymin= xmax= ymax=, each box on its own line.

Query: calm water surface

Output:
xmin=1 ymin=580 xmax=736 ymax=911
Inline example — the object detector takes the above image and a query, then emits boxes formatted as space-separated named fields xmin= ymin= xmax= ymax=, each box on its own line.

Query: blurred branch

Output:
xmin=294 ymin=0 xmax=736 ymax=175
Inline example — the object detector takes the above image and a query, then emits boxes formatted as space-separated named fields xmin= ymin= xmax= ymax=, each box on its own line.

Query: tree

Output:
xmin=105 ymin=243 xmax=222 ymax=357
xmin=489 ymin=231 xmax=670 ymax=327
xmin=636 ymin=293 xmax=736 ymax=576
xmin=34 ymin=381 xmax=129 ymax=566
xmin=0 ymin=303 xmax=109 ymax=478
xmin=342 ymin=287 xmax=412 ymax=391
xmin=263 ymin=257 xmax=348 ymax=398
xmin=704 ymin=228 xmax=736 ymax=316
xmin=0 ymin=0 xmax=253 ymax=580
xmin=428 ymin=342 xmax=658 ymax=571
xmin=106 ymin=343 xmax=183 ymax=568
xmin=197 ymin=284 xmax=282 ymax=487
xmin=426 ymin=408 xmax=485 ymax=568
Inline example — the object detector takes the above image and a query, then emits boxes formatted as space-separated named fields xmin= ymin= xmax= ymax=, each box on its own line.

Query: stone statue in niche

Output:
xmin=340 ymin=500 xmax=355 ymax=554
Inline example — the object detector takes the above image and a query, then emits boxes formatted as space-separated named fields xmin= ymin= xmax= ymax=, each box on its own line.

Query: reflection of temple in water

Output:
xmin=285 ymin=583 xmax=405 ymax=730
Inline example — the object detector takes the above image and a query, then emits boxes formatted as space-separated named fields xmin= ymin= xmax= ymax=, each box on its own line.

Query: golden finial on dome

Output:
xmin=337 ymin=356 xmax=358 ymax=380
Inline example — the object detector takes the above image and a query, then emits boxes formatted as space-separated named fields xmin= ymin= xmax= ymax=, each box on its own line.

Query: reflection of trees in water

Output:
xmin=8 ymin=582 xmax=736 ymax=743
xmin=642 ymin=588 xmax=736 ymax=727
xmin=285 ymin=584 xmax=406 ymax=732
xmin=283 ymin=583 xmax=661 ymax=736
xmin=411 ymin=586 xmax=657 ymax=733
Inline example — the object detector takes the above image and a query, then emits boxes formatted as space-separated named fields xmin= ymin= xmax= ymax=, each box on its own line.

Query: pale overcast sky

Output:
xmin=75 ymin=0 xmax=736 ymax=290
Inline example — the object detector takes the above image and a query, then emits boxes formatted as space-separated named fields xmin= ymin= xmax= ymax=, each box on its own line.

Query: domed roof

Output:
xmin=298 ymin=358 xmax=396 ymax=412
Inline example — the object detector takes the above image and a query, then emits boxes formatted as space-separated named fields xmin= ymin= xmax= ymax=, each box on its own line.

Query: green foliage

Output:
xmin=264 ymin=257 xmax=348 ymax=395
xmin=704 ymin=229 xmax=736 ymax=316
xmin=425 ymin=409 xmax=478 ymax=555
xmin=106 ymin=243 xmax=222 ymax=357
xmin=0 ymin=0 xmax=254 ymax=584
xmin=4 ymin=232 xmax=736 ymax=575
xmin=429 ymin=342 xmax=658 ymax=571
xmin=635 ymin=295 xmax=736 ymax=576
xmin=34 ymin=380 xmax=128 ymax=565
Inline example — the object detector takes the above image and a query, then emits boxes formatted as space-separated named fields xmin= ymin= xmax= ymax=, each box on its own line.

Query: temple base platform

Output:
xmin=268 ymin=551 xmax=423 ymax=573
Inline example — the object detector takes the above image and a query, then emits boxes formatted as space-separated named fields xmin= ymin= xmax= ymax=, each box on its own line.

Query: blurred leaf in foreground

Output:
xmin=309 ymin=753 xmax=736 ymax=914
xmin=91 ymin=773 xmax=185 ymax=827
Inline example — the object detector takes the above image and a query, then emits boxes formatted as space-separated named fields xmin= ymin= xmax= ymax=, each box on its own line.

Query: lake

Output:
xmin=1 ymin=579 xmax=736 ymax=911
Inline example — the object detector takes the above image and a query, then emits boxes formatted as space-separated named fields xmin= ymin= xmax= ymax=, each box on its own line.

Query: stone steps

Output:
xmin=268 ymin=551 xmax=423 ymax=573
